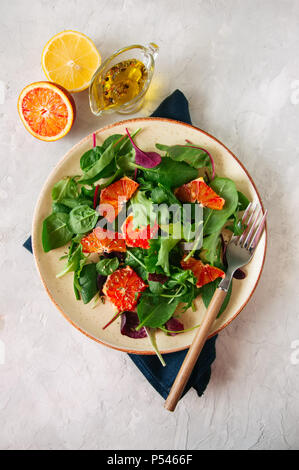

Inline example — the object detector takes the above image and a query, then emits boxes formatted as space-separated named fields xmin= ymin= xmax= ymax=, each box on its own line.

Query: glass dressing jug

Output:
xmin=89 ymin=43 xmax=159 ymax=116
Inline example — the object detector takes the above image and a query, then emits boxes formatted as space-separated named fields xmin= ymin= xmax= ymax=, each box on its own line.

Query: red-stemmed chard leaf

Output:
xmin=126 ymin=128 xmax=161 ymax=168
xmin=121 ymin=312 xmax=147 ymax=338
xmin=185 ymin=139 xmax=215 ymax=179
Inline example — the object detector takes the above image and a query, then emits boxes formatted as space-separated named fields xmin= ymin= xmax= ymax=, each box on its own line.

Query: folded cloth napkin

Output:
xmin=23 ymin=89 xmax=217 ymax=400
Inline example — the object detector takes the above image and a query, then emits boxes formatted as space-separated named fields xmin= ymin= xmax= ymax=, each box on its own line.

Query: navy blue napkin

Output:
xmin=23 ymin=89 xmax=217 ymax=400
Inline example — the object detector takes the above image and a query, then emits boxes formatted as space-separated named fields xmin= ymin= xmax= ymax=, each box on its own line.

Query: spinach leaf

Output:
xmin=77 ymin=263 xmax=98 ymax=304
xmin=156 ymin=144 xmax=211 ymax=170
xmin=58 ymin=197 xmax=93 ymax=209
xmin=79 ymin=134 xmax=133 ymax=184
xmin=142 ymin=158 xmax=198 ymax=188
xmin=52 ymin=177 xmax=79 ymax=203
xmin=80 ymin=146 xmax=103 ymax=172
xmin=102 ymin=134 xmax=123 ymax=150
xmin=148 ymin=281 xmax=164 ymax=295
xmin=56 ymin=243 xmax=87 ymax=278
xmin=69 ymin=205 xmax=98 ymax=234
xmin=42 ymin=213 xmax=73 ymax=252
xmin=203 ymin=177 xmax=238 ymax=235
xmin=237 ymin=191 xmax=250 ymax=211
xmin=96 ymin=257 xmax=119 ymax=276
xmin=52 ymin=202 xmax=71 ymax=214
xmin=79 ymin=141 xmax=117 ymax=184
xmin=137 ymin=295 xmax=180 ymax=328
xmin=151 ymin=184 xmax=181 ymax=205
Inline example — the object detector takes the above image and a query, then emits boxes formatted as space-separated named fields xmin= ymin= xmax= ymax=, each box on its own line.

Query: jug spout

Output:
xmin=147 ymin=42 xmax=159 ymax=60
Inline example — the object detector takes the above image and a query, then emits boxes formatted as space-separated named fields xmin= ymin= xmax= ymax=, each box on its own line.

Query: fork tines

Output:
xmin=238 ymin=202 xmax=267 ymax=251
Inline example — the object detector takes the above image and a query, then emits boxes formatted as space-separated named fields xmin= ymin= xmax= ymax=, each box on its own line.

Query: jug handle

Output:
xmin=146 ymin=43 xmax=159 ymax=60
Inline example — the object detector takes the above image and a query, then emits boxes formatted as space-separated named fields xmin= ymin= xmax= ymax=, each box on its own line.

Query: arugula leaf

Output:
xmin=157 ymin=238 xmax=180 ymax=274
xmin=203 ymin=177 xmax=238 ymax=235
xmin=68 ymin=205 xmax=98 ymax=234
xmin=137 ymin=295 xmax=180 ymax=329
xmin=156 ymin=144 xmax=211 ymax=170
xmin=96 ymin=257 xmax=119 ymax=276
xmin=42 ymin=213 xmax=73 ymax=252
xmin=125 ymin=248 xmax=148 ymax=280
xmin=130 ymin=191 xmax=157 ymax=228
xmin=142 ymin=158 xmax=198 ymax=188
xmin=77 ymin=263 xmax=98 ymax=304
xmin=200 ymin=230 xmax=222 ymax=266
xmin=145 ymin=237 xmax=180 ymax=275
xmin=56 ymin=243 xmax=87 ymax=278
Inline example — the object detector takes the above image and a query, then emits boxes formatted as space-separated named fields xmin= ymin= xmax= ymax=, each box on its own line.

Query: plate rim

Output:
xmin=32 ymin=117 xmax=267 ymax=354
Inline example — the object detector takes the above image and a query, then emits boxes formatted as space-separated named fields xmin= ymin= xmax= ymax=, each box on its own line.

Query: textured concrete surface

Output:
xmin=0 ymin=0 xmax=299 ymax=450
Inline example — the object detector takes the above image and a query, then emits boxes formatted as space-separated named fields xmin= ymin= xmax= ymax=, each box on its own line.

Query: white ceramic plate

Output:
xmin=32 ymin=118 xmax=267 ymax=354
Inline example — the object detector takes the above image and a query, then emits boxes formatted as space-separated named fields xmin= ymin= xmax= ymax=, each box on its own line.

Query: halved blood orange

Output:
xmin=81 ymin=227 xmax=126 ymax=254
xmin=175 ymin=177 xmax=225 ymax=210
xmin=122 ymin=215 xmax=159 ymax=249
xmin=103 ymin=266 xmax=147 ymax=312
xmin=99 ymin=177 xmax=139 ymax=223
xmin=181 ymin=257 xmax=225 ymax=288
xmin=17 ymin=81 xmax=75 ymax=141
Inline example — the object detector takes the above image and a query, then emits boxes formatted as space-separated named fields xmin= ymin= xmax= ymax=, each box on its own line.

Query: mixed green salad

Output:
xmin=42 ymin=128 xmax=249 ymax=364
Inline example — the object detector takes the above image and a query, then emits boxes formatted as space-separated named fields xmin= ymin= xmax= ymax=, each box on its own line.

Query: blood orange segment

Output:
xmin=122 ymin=215 xmax=159 ymax=249
xmin=81 ymin=227 xmax=126 ymax=254
xmin=17 ymin=82 xmax=75 ymax=141
xmin=181 ymin=257 xmax=225 ymax=288
xmin=100 ymin=177 xmax=139 ymax=223
xmin=175 ymin=177 xmax=225 ymax=210
xmin=103 ymin=266 xmax=147 ymax=312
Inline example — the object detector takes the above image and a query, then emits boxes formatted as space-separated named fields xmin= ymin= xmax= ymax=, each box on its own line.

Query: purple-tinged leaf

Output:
xmin=121 ymin=312 xmax=147 ymax=339
xmin=164 ymin=317 xmax=184 ymax=336
xmin=148 ymin=273 xmax=169 ymax=284
xmin=126 ymin=128 xmax=161 ymax=168
xmin=102 ymin=251 xmax=126 ymax=262
xmin=97 ymin=274 xmax=107 ymax=295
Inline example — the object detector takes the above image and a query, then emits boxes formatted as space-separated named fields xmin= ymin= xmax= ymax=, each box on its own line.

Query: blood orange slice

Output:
xmin=122 ymin=215 xmax=159 ymax=249
xmin=103 ymin=266 xmax=147 ymax=312
xmin=81 ymin=227 xmax=126 ymax=254
xmin=175 ymin=177 xmax=225 ymax=210
xmin=17 ymin=81 xmax=75 ymax=141
xmin=99 ymin=177 xmax=139 ymax=223
xmin=181 ymin=257 xmax=225 ymax=288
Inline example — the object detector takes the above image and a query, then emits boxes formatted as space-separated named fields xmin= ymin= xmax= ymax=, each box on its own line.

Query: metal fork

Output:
xmin=164 ymin=202 xmax=267 ymax=412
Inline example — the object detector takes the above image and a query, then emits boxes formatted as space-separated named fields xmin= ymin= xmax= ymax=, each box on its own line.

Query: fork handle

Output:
xmin=164 ymin=288 xmax=227 ymax=412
